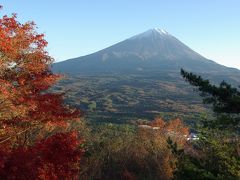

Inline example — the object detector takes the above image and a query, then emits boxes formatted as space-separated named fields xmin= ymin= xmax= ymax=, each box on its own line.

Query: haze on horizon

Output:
xmin=1 ymin=0 xmax=240 ymax=69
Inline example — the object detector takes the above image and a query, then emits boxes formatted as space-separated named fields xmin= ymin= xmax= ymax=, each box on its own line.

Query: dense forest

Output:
xmin=52 ymin=73 xmax=209 ymax=126
xmin=0 ymin=10 xmax=239 ymax=180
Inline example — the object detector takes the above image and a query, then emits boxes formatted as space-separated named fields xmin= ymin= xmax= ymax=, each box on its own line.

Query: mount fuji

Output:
xmin=52 ymin=29 xmax=240 ymax=123
xmin=53 ymin=28 xmax=240 ymax=84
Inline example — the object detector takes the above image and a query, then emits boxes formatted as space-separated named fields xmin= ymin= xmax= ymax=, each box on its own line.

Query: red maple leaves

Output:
xmin=0 ymin=132 xmax=83 ymax=180
xmin=0 ymin=10 xmax=83 ymax=179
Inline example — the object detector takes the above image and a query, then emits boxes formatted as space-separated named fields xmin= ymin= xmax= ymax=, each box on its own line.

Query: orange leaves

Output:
xmin=0 ymin=10 xmax=83 ymax=179
xmin=18 ymin=78 xmax=26 ymax=86
xmin=0 ymin=14 xmax=20 ymax=56
xmin=164 ymin=118 xmax=189 ymax=146
xmin=0 ymin=13 xmax=70 ymax=126
xmin=0 ymin=14 xmax=50 ymax=63
xmin=150 ymin=117 xmax=166 ymax=129
xmin=141 ymin=117 xmax=189 ymax=147
xmin=166 ymin=118 xmax=189 ymax=136
xmin=150 ymin=118 xmax=189 ymax=134
xmin=133 ymin=117 xmax=189 ymax=178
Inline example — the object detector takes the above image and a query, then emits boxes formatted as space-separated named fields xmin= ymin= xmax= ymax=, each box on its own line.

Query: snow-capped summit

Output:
xmin=130 ymin=28 xmax=169 ymax=40
xmin=153 ymin=28 xmax=168 ymax=35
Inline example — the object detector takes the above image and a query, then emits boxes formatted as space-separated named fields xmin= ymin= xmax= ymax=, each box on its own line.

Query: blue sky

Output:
xmin=1 ymin=0 xmax=240 ymax=69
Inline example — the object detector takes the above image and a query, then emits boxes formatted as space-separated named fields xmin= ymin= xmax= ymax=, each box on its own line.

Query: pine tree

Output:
xmin=181 ymin=69 xmax=240 ymax=128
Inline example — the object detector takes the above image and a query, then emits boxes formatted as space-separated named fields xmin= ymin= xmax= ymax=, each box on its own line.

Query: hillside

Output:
xmin=52 ymin=29 xmax=240 ymax=124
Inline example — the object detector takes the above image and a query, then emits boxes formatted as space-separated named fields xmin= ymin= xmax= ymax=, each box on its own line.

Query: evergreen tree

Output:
xmin=181 ymin=69 xmax=240 ymax=128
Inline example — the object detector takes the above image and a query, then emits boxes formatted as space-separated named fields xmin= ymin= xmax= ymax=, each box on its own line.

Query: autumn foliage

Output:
xmin=150 ymin=118 xmax=189 ymax=146
xmin=0 ymin=12 xmax=83 ymax=179
xmin=0 ymin=132 xmax=83 ymax=179
xmin=80 ymin=118 xmax=189 ymax=179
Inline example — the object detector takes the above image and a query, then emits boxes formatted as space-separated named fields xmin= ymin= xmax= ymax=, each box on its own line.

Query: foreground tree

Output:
xmin=181 ymin=69 xmax=240 ymax=128
xmin=179 ymin=69 xmax=240 ymax=179
xmin=0 ymin=11 xmax=83 ymax=179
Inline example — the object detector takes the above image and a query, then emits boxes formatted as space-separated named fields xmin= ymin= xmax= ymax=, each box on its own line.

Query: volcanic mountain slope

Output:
xmin=53 ymin=28 xmax=240 ymax=80
xmin=52 ymin=29 xmax=240 ymax=124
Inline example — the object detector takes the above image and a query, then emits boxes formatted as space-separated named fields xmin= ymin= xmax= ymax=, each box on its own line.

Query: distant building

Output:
xmin=137 ymin=125 xmax=199 ymax=141
xmin=187 ymin=133 xmax=199 ymax=141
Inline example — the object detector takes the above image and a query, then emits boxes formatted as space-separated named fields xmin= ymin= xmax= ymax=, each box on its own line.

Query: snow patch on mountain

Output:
xmin=130 ymin=28 xmax=169 ymax=40
xmin=154 ymin=28 xmax=168 ymax=35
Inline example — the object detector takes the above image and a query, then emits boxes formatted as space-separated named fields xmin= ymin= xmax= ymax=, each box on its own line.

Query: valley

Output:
xmin=53 ymin=71 xmax=211 ymax=126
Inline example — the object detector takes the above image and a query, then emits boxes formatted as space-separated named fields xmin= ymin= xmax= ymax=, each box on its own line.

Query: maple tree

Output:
xmin=0 ymin=10 xmax=83 ymax=179
xmin=149 ymin=118 xmax=189 ymax=146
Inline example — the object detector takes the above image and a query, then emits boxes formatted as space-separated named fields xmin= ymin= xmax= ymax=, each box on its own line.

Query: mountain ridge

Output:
xmin=53 ymin=28 xmax=240 ymax=85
